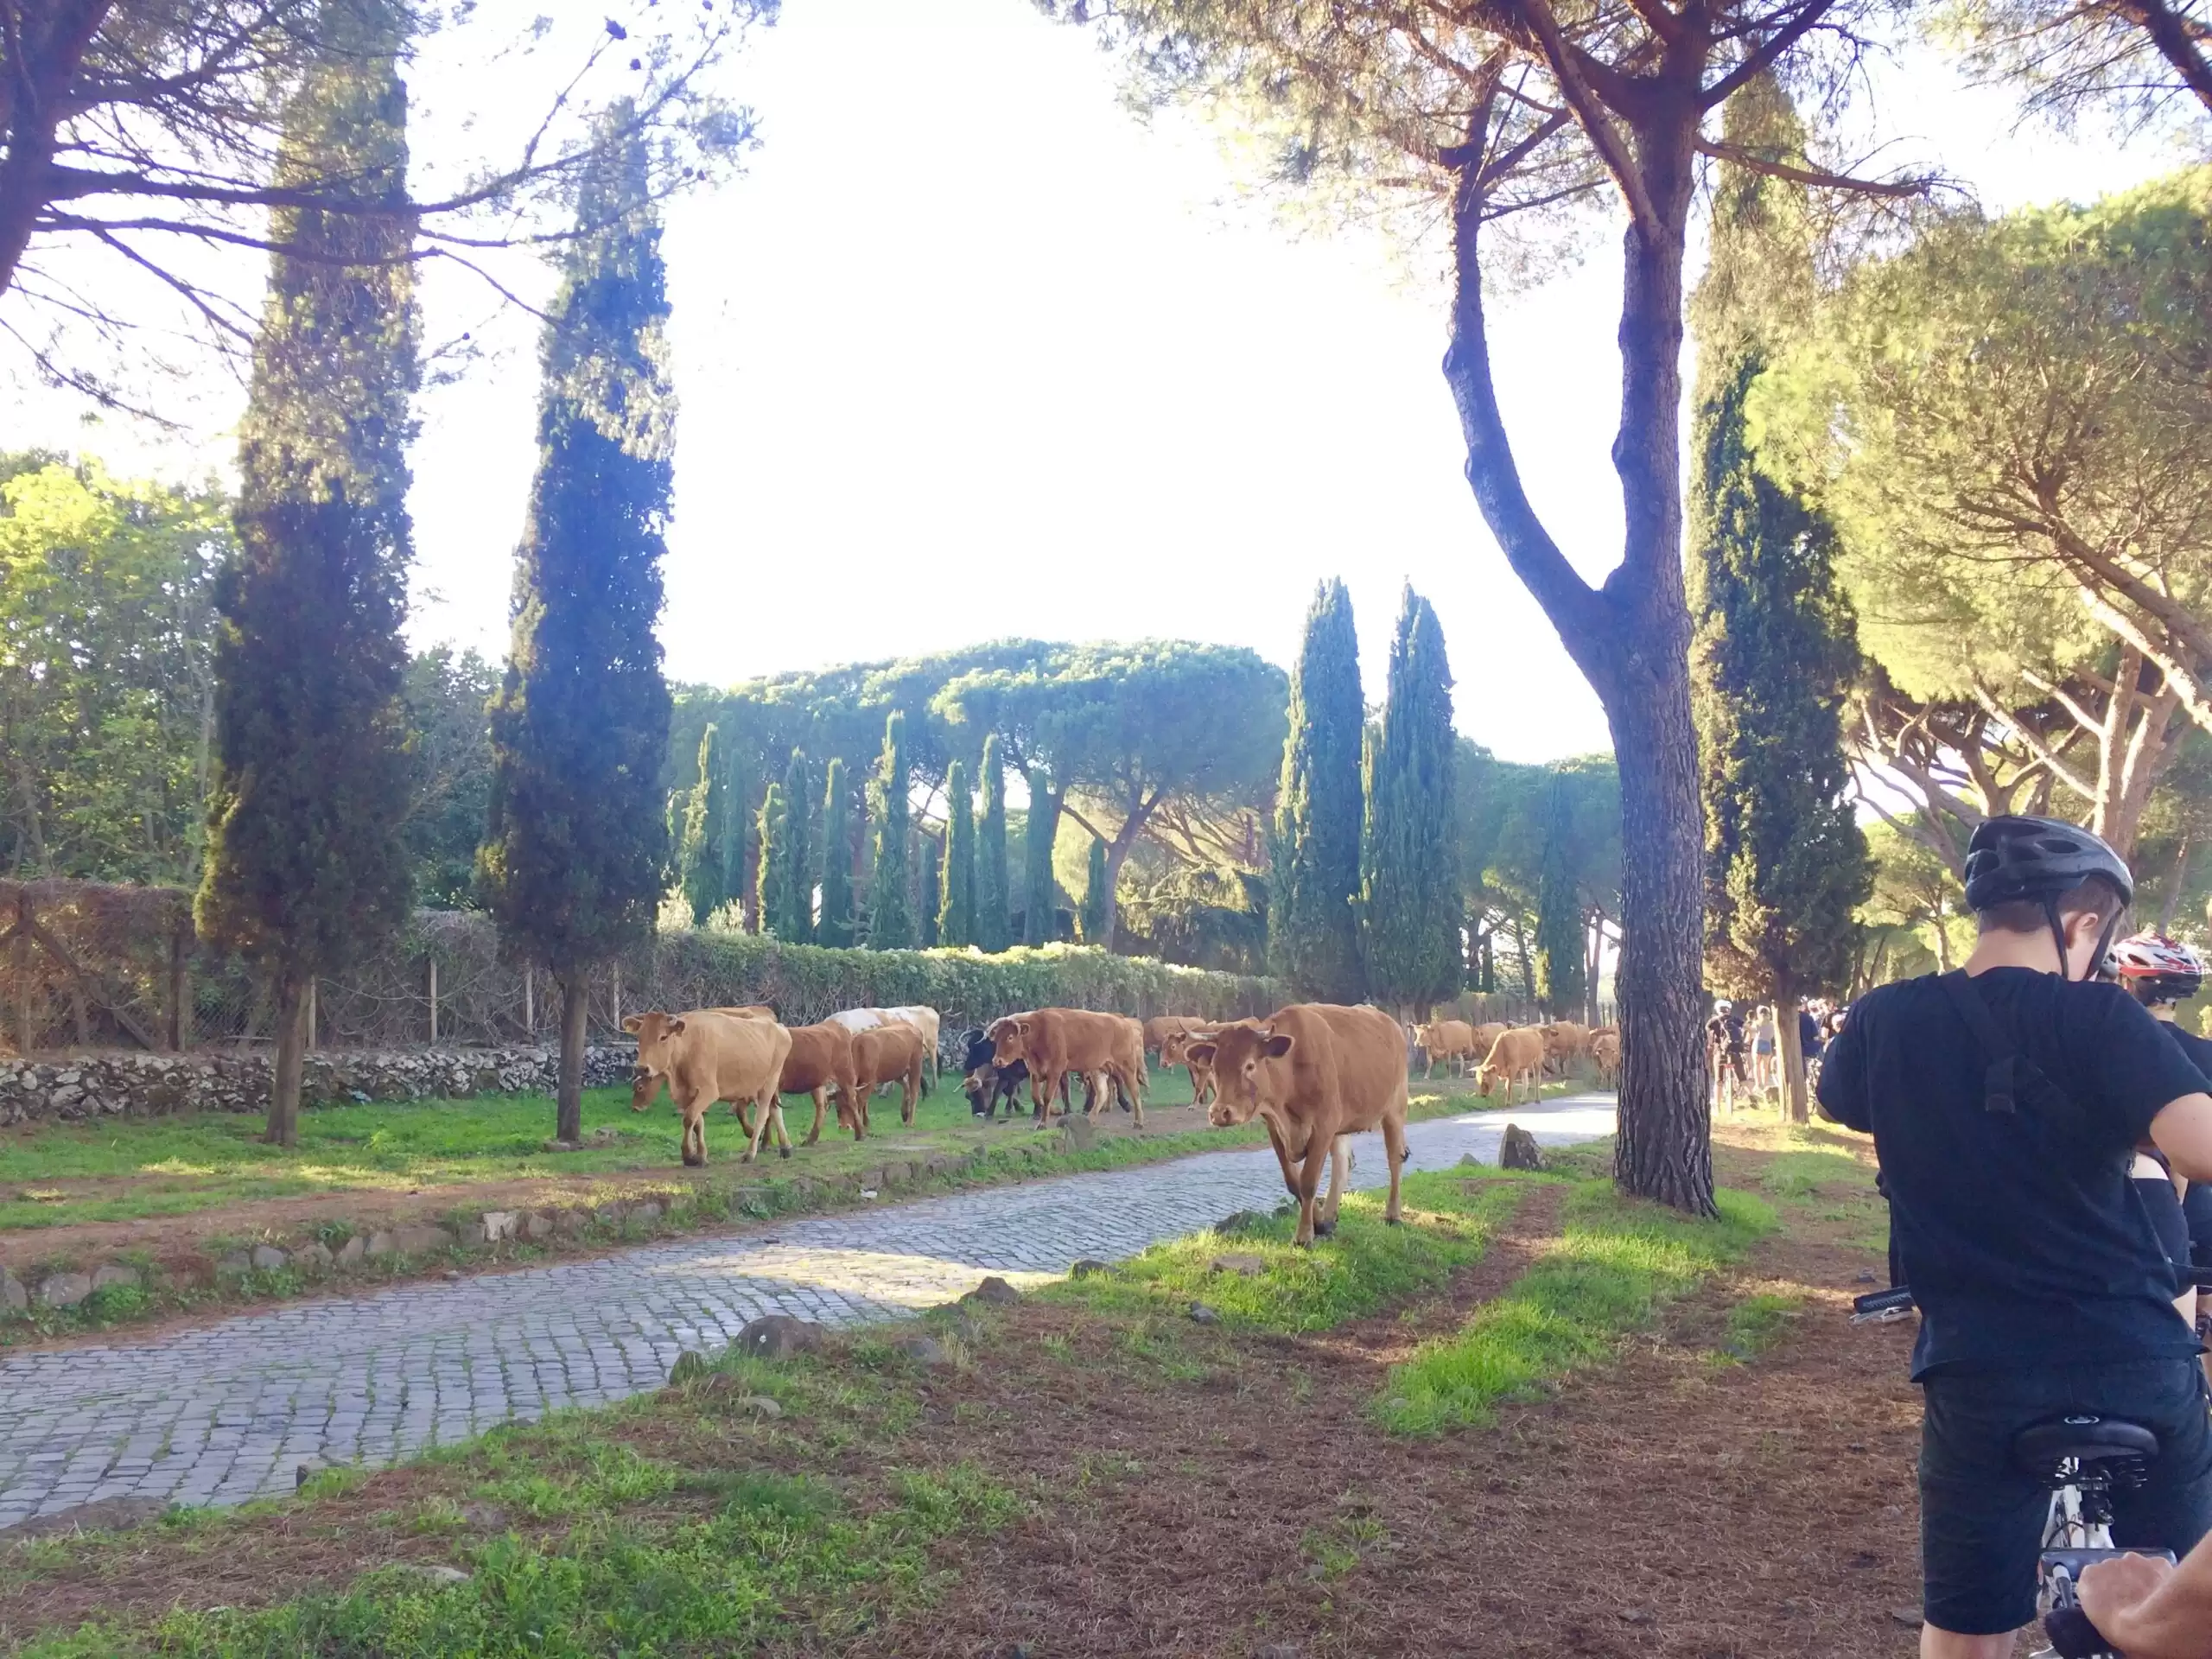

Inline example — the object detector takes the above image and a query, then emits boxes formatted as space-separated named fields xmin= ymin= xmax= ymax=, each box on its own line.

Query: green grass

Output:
xmin=10 ymin=1351 xmax=1018 ymax=1659
xmin=1717 ymin=1291 xmax=1804 ymax=1362
xmin=1046 ymin=1168 xmax=1532 ymax=1335
xmin=1373 ymin=1179 xmax=1777 ymax=1434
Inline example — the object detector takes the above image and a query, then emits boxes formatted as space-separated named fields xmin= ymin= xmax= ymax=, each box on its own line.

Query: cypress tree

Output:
xmin=1080 ymin=836 xmax=1110 ymax=947
xmin=678 ymin=723 xmax=728 ymax=925
xmin=1270 ymin=578 xmax=1365 ymax=1001
xmin=196 ymin=0 xmax=419 ymax=1147
xmin=918 ymin=827 xmax=941 ymax=948
xmin=1361 ymin=586 xmax=1461 ymax=1016
xmin=755 ymin=784 xmax=790 ymax=940
xmin=1022 ymin=765 xmax=1058 ymax=946
xmin=939 ymin=759 xmax=976 ymax=947
xmin=478 ymin=104 xmax=675 ymax=1144
xmin=1535 ymin=772 xmax=1587 ymax=1017
xmin=868 ymin=711 xmax=912 ymax=948
xmin=721 ymin=743 xmax=752 ymax=931
xmin=818 ymin=756 xmax=855 ymax=947
xmin=780 ymin=748 xmax=814 ymax=942
xmin=977 ymin=734 xmax=1010 ymax=952
xmin=1691 ymin=76 xmax=1871 ymax=1121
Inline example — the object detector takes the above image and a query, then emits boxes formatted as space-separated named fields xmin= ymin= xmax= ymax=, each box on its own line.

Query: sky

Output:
xmin=10 ymin=0 xmax=2193 ymax=765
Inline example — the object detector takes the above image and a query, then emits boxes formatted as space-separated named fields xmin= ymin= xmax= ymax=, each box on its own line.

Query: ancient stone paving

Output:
xmin=0 ymin=1096 xmax=1613 ymax=1523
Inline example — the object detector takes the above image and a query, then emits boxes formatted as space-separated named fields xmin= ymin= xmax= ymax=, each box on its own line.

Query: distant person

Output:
xmin=2113 ymin=932 xmax=2212 ymax=1358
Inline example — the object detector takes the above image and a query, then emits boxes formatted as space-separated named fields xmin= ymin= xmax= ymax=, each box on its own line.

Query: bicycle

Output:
xmin=1850 ymin=1287 xmax=2177 ymax=1658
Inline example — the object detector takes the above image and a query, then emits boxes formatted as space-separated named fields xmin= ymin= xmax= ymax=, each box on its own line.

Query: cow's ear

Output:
xmin=1014 ymin=1015 xmax=1034 ymax=1036
xmin=620 ymin=1014 xmax=644 ymax=1034
xmin=1262 ymin=1033 xmax=1295 ymax=1059
xmin=669 ymin=1017 xmax=686 ymax=1035
xmin=1185 ymin=1042 xmax=1217 ymax=1068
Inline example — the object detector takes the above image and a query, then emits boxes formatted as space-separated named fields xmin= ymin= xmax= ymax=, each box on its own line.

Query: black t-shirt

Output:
xmin=2156 ymin=1021 xmax=2212 ymax=1259
xmin=1816 ymin=968 xmax=2206 ymax=1379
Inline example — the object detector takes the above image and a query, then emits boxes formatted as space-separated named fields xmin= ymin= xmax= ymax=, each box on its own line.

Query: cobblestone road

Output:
xmin=0 ymin=1097 xmax=1611 ymax=1523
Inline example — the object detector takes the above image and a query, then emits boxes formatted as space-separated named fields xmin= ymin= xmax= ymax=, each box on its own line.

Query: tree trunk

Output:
xmin=1777 ymin=985 xmax=1808 ymax=1123
xmin=266 ymin=968 xmax=306 ymax=1147
xmin=556 ymin=973 xmax=588 ymax=1144
xmin=2161 ymin=837 xmax=2193 ymax=933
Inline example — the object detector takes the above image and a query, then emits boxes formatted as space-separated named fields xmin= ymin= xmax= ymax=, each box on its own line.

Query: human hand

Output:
xmin=2079 ymin=1551 xmax=2177 ymax=1643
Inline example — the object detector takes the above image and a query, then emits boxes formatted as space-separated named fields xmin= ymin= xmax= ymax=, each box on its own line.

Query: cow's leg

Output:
xmin=804 ymin=1087 xmax=825 ymax=1147
xmin=1122 ymin=1063 xmax=1144 ymax=1129
xmin=681 ymin=1097 xmax=707 ymax=1167
xmin=769 ymin=1090 xmax=792 ymax=1159
xmin=1318 ymin=1134 xmax=1352 ymax=1229
xmin=901 ymin=1067 xmax=918 ymax=1127
xmin=741 ymin=1093 xmax=771 ymax=1163
xmin=1261 ymin=1116 xmax=1299 ymax=1202
xmin=1381 ymin=1112 xmax=1407 ymax=1224
xmin=1293 ymin=1138 xmax=1330 ymax=1247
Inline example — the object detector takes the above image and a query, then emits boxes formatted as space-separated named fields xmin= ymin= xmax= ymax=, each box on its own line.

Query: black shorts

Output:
xmin=2138 ymin=1175 xmax=2193 ymax=1294
xmin=1919 ymin=1357 xmax=2212 ymax=1635
xmin=2186 ymin=1180 xmax=2212 ymax=1264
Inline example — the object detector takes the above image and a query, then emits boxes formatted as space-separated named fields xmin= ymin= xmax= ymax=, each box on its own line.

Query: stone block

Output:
xmin=250 ymin=1246 xmax=288 ymax=1273
xmin=734 ymin=1314 xmax=824 ymax=1361
xmin=479 ymin=1211 xmax=518 ymax=1245
xmin=37 ymin=1272 xmax=92 ymax=1309
xmin=334 ymin=1236 xmax=365 ymax=1268
xmin=627 ymin=1201 xmax=662 ymax=1227
xmin=1498 ymin=1124 xmax=1545 ymax=1172
xmin=215 ymin=1252 xmax=253 ymax=1278
xmin=963 ymin=1275 xmax=1020 ymax=1306
xmin=0 ymin=1269 xmax=25 ymax=1313
xmin=90 ymin=1264 xmax=141 ymax=1291
xmin=523 ymin=1211 xmax=555 ymax=1242
xmin=293 ymin=1242 xmax=334 ymax=1271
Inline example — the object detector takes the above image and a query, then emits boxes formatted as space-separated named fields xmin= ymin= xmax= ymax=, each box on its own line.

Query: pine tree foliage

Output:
xmin=1270 ymin=577 xmax=1366 ymax=1001
xmin=478 ymin=104 xmax=675 ymax=1141
xmin=1690 ymin=78 xmax=1871 ymax=1118
xmin=755 ymin=783 xmax=790 ymax=940
xmin=868 ymin=710 xmax=912 ymax=948
xmin=977 ymin=734 xmax=1010 ymax=952
xmin=1023 ymin=765 xmax=1058 ymax=946
xmin=196 ymin=0 xmax=419 ymax=1147
xmin=679 ymin=722 xmax=727 ymax=925
xmin=780 ymin=748 xmax=814 ymax=943
xmin=721 ymin=743 xmax=751 ymax=929
xmin=918 ymin=827 xmax=941 ymax=948
xmin=1361 ymin=586 xmax=1460 ymax=1014
xmin=1080 ymin=835 xmax=1111 ymax=946
xmin=939 ymin=758 xmax=976 ymax=948
xmin=1535 ymin=772 xmax=1588 ymax=1016
xmin=818 ymin=755 xmax=855 ymax=948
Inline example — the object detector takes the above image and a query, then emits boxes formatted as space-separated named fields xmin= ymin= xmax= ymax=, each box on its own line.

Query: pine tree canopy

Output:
xmin=1271 ymin=577 xmax=1365 ymax=1001
xmin=1361 ymin=586 xmax=1461 ymax=1012
xmin=479 ymin=103 xmax=675 ymax=982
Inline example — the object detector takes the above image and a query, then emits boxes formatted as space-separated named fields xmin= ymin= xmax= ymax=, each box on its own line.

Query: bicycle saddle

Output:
xmin=2013 ymin=1415 xmax=2161 ymax=1474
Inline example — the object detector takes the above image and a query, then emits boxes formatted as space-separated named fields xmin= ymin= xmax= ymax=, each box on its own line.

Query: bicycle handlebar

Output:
xmin=2044 ymin=1604 xmax=2121 ymax=1657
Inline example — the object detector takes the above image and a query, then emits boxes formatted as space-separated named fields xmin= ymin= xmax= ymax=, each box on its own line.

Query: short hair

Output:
xmin=1974 ymin=873 xmax=2128 ymax=936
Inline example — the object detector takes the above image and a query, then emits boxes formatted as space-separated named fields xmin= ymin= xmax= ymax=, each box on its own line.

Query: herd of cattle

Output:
xmin=618 ymin=1001 xmax=1612 ymax=1245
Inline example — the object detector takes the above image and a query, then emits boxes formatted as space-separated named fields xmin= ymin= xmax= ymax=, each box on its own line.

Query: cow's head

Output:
xmin=1190 ymin=1023 xmax=1295 ymax=1128
xmin=1410 ymin=1022 xmax=1434 ymax=1047
xmin=987 ymin=1014 xmax=1034 ymax=1069
xmin=622 ymin=1010 xmax=689 ymax=1090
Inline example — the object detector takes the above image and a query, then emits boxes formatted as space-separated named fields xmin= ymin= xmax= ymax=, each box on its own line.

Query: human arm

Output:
xmin=2149 ymin=1092 xmax=2212 ymax=1185
xmin=2079 ymin=1543 xmax=2212 ymax=1658
xmin=1815 ymin=1007 xmax=1868 ymax=1131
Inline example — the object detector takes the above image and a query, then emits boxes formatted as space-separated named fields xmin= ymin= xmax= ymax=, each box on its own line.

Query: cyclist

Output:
xmin=1706 ymin=998 xmax=1747 ymax=1110
xmin=1815 ymin=816 xmax=2212 ymax=1659
xmin=2078 ymin=1529 xmax=2212 ymax=1656
xmin=2113 ymin=931 xmax=2212 ymax=1362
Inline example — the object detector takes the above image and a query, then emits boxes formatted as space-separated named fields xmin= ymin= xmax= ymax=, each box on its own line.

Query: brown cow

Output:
xmin=629 ymin=1005 xmax=777 ymax=1112
xmin=1142 ymin=1014 xmax=1209 ymax=1057
xmin=989 ymin=1008 xmax=1147 ymax=1128
xmin=1187 ymin=1002 xmax=1408 ymax=1247
xmin=1471 ymin=1021 xmax=1510 ymax=1062
xmin=852 ymin=1023 xmax=926 ymax=1127
xmin=1477 ymin=1027 xmax=1547 ymax=1105
xmin=621 ymin=1009 xmax=792 ymax=1166
xmin=1590 ymin=1028 xmax=1622 ymax=1088
xmin=1411 ymin=1018 xmax=1479 ymax=1078
xmin=773 ymin=1021 xmax=864 ymax=1146
xmin=1540 ymin=1020 xmax=1592 ymax=1077
xmin=1160 ymin=1025 xmax=1224 ymax=1107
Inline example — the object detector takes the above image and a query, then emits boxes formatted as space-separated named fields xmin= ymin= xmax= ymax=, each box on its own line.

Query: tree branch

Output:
xmin=1694 ymin=137 xmax=1932 ymax=197
xmin=1701 ymin=0 xmax=1842 ymax=105
xmin=1511 ymin=0 xmax=1662 ymax=233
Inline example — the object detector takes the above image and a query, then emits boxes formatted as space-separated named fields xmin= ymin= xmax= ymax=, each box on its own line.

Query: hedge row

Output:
xmin=620 ymin=929 xmax=1281 ymax=1033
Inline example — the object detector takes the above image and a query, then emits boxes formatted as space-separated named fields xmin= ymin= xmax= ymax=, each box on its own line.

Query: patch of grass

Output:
xmin=1048 ymin=1169 xmax=1532 ymax=1335
xmin=1716 ymin=1292 xmax=1803 ymax=1363
xmin=1758 ymin=1149 xmax=1874 ymax=1201
xmin=1374 ymin=1180 xmax=1777 ymax=1434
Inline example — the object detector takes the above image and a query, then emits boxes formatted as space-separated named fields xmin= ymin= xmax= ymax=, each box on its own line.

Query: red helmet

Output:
xmin=2109 ymin=932 xmax=2205 ymax=1002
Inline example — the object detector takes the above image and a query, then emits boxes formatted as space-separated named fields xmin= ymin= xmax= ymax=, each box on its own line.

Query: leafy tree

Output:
xmin=0 ymin=0 xmax=752 ymax=404
xmin=1760 ymin=168 xmax=2212 ymax=861
xmin=401 ymin=645 xmax=498 ymax=909
xmin=755 ymin=782 xmax=790 ymax=941
xmin=678 ymin=724 xmax=727 ymax=926
xmin=1080 ymin=836 xmax=1110 ymax=946
xmin=818 ymin=756 xmax=855 ymax=948
xmin=478 ymin=107 xmax=675 ymax=1146
xmin=0 ymin=457 xmax=227 ymax=883
xmin=977 ymin=733 xmax=1011 ymax=952
xmin=1271 ymin=578 xmax=1366 ymax=1001
xmin=1022 ymin=764 xmax=1058 ymax=946
xmin=721 ymin=742 xmax=753 ymax=931
xmin=195 ymin=0 xmax=418 ymax=1148
xmin=1363 ymin=588 xmax=1459 ymax=1016
xmin=779 ymin=748 xmax=815 ymax=943
xmin=939 ymin=639 xmax=1286 ymax=945
xmin=1935 ymin=0 xmax=2211 ymax=130
xmin=918 ymin=826 xmax=941 ymax=949
xmin=867 ymin=710 xmax=912 ymax=948
xmin=939 ymin=759 xmax=976 ymax=948
xmin=1535 ymin=773 xmax=1588 ymax=1019
xmin=1691 ymin=79 xmax=1871 ymax=1120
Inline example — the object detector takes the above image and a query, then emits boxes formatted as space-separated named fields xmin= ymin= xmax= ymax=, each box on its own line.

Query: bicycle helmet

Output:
xmin=1961 ymin=816 xmax=2133 ymax=981
xmin=2110 ymin=932 xmax=2205 ymax=1004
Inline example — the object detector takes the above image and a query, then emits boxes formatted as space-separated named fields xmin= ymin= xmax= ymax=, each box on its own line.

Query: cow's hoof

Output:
xmin=1312 ymin=1219 xmax=1336 ymax=1239
xmin=779 ymin=1146 xmax=791 ymax=1160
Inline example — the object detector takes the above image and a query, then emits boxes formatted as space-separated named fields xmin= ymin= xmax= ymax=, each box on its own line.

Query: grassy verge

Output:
xmin=1373 ymin=1179 xmax=1776 ymax=1433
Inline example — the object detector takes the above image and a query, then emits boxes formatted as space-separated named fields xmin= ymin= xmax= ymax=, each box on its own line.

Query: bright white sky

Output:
xmin=14 ymin=0 xmax=2192 ymax=764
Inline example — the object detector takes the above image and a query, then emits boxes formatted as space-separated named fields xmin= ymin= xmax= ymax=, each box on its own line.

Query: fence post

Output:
xmin=524 ymin=963 xmax=534 ymax=1035
xmin=429 ymin=956 xmax=439 ymax=1045
xmin=10 ymin=892 xmax=29 ymax=1058
xmin=306 ymin=979 xmax=318 ymax=1051
xmin=168 ymin=912 xmax=190 ymax=1052
xmin=611 ymin=963 xmax=623 ymax=1036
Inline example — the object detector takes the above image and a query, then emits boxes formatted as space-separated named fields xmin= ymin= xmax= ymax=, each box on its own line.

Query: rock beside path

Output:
xmin=735 ymin=1314 xmax=825 ymax=1361
xmin=1499 ymin=1124 xmax=1546 ymax=1171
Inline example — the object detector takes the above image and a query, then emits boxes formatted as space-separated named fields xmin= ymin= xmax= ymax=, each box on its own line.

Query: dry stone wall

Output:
xmin=0 ymin=1046 xmax=636 ymax=1125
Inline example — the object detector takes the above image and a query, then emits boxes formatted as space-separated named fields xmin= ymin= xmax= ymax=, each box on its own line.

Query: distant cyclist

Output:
xmin=2113 ymin=931 xmax=2212 ymax=1357
xmin=1816 ymin=817 xmax=2212 ymax=1658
